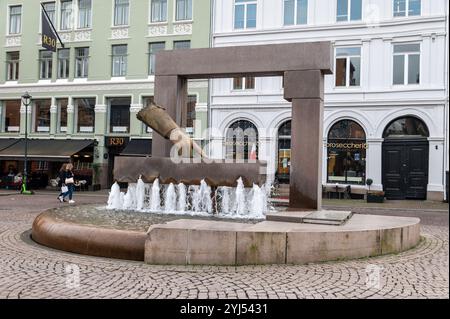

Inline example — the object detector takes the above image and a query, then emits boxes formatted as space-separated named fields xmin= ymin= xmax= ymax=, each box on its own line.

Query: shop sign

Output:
xmin=326 ymin=142 xmax=368 ymax=150
xmin=106 ymin=137 xmax=129 ymax=147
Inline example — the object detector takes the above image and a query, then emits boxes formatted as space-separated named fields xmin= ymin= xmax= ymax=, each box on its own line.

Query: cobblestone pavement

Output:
xmin=0 ymin=193 xmax=448 ymax=299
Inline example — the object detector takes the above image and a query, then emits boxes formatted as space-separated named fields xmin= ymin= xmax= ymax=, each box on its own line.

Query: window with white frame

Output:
xmin=173 ymin=40 xmax=190 ymax=49
xmin=336 ymin=0 xmax=361 ymax=22
xmin=335 ymin=47 xmax=361 ymax=87
xmin=78 ymin=0 xmax=92 ymax=28
xmin=148 ymin=42 xmax=165 ymax=75
xmin=39 ymin=50 xmax=53 ymax=79
xmin=175 ymin=0 xmax=192 ymax=21
xmin=393 ymin=43 xmax=420 ymax=85
xmin=33 ymin=99 xmax=51 ymax=133
xmin=112 ymin=45 xmax=127 ymax=77
xmin=233 ymin=77 xmax=255 ymax=90
xmin=114 ymin=0 xmax=129 ymax=26
xmin=284 ymin=0 xmax=308 ymax=25
xmin=9 ymin=5 xmax=22 ymax=34
xmin=3 ymin=100 xmax=21 ymax=133
xmin=75 ymin=47 xmax=89 ymax=78
xmin=74 ymin=98 xmax=95 ymax=133
xmin=234 ymin=0 xmax=257 ymax=29
xmin=393 ymin=0 xmax=421 ymax=17
xmin=6 ymin=52 xmax=20 ymax=81
xmin=43 ymin=2 xmax=56 ymax=26
xmin=151 ymin=0 xmax=167 ymax=22
xmin=60 ymin=0 xmax=73 ymax=30
xmin=108 ymin=97 xmax=131 ymax=133
xmin=57 ymin=48 xmax=70 ymax=79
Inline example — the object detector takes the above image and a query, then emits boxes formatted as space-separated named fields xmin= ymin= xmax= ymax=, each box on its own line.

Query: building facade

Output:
xmin=0 ymin=0 xmax=211 ymax=189
xmin=210 ymin=0 xmax=448 ymax=200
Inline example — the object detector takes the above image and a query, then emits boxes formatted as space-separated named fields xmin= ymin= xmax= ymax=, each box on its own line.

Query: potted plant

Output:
xmin=366 ymin=178 xmax=385 ymax=203
xmin=89 ymin=163 xmax=102 ymax=191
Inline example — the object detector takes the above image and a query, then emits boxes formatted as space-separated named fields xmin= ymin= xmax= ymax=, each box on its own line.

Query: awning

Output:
xmin=0 ymin=139 xmax=20 ymax=152
xmin=0 ymin=139 xmax=94 ymax=162
xmin=120 ymin=139 xmax=152 ymax=156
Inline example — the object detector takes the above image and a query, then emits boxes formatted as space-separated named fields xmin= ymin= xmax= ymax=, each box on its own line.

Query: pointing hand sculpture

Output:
xmin=137 ymin=102 xmax=207 ymax=158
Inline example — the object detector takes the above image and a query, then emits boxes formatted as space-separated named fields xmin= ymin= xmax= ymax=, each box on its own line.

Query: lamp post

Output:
xmin=21 ymin=92 xmax=33 ymax=195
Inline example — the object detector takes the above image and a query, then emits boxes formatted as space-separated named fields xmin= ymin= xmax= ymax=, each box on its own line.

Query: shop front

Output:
xmin=0 ymin=139 xmax=94 ymax=190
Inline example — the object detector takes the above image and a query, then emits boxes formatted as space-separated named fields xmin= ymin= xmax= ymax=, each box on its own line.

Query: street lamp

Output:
xmin=21 ymin=92 xmax=33 ymax=195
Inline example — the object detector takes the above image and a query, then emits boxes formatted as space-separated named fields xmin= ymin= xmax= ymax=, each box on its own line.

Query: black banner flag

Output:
xmin=41 ymin=4 xmax=63 ymax=52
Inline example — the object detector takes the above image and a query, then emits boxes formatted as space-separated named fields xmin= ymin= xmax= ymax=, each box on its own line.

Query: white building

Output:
xmin=209 ymin=0 xmax=448 ymax=201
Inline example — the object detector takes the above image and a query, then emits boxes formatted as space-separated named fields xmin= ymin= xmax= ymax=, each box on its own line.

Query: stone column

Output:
xmin=50 ymin=97 xmax=57 ymax=137
xmin=66 ymin=96 xmax=74 ymax=137
xmin=284 ymin=70 xmax=324 ymax=210
xmin=366 ymin=138 xmax=383 ymax=191
xmin=153 ymin=75 xmax=187 ymax=157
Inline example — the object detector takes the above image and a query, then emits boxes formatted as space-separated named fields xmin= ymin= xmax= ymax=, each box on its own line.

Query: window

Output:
xmin=142 ymin=96 xmax=154 ymax=133
xmin=3 ymin=100 xmax=21 ymax=133
xmin=108 ymin=97 xmax=130 ymax=133
xmin=57 ymin=49 xmax=70 ymax=79
xmin=173 ymin=40 xmax=190 ymax=50
xmin=277 ymin=120 xmax=291 ymax=182
xmin=39 ymin=50 xmax=53 ymax=79
xmin=233 ymin=77 xmax=255 ymax=90
xmin=186 ymin=95 xmax=197 ymax=131
xmin=393 ymin=0 xmax=421 ymax=17
xmin=393 ymin=43 xmax=420 ymax=85
xmin=114 ymin=0 xmax=129 ymax=26
xmin=78 ymin=0 xmax=92 ymax=28
xmin=284 ymin=0 xmax=308 ymax=25
xmin=225 ymin=120 xmax=259 ymax=161
xmin=148 ymin=42 xmax=165 ymax=75
xmin=43 ymin=2 xmax=56 ymax=26
xmin=57 ymin=98 xmax=68 ymax=133
xmin=6 ymin=52 xmax=20 ymax=81
xmin=151 ymin=0 xmax=167 ymax=22
xmin=336 ymin=0 xmax=361 ymax=22
xmin=75 ymin=47 xmax=89 ymax=78
xmin=327 ymin=120 xmax=366 ymax=185
xmin=335 ymin=47 xmax=361 ymax=87
xmin=175 ymin=0 xmax=192 ymax=21
xmin=9 ymin=6 xmax=22 ymax=34
xmin=33 ymin=99 xmax=51 ymax=133
xmin=112 ymin=45 xmax=127 ymax=77
xmin=234 ymin=0 xmax=257 ymax=29
xmin=74 ymin=98 xmax=95 ymax=133
xmin=60 ymin=0 xmax=73 ymax=30
xmin=383 ymin=116 xmax=429 ymax=138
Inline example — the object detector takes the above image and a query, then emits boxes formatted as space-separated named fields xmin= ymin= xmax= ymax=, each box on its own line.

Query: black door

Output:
xmin=382 ymin=139 xmax=429 ymax=200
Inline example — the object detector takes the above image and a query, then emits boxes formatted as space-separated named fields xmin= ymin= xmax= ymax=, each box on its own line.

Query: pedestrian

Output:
xmin=64 ymin=163 xmax=76 ymax=204
xmin=57 ymin=163 xmax=69 ymax=202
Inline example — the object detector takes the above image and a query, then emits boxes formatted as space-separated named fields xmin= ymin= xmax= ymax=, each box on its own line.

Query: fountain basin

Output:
xmin=146 ymin=213 xmax=420 ymax=265
xmin=31 ymin=205 xmax=420 ymax=265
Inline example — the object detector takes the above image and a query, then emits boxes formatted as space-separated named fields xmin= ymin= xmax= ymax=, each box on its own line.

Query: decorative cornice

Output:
xmin=130 ymin=104 xmax=143 ymax=112
xmin=148 ymin=24 xmax=168 ymax=36
xmin=111 ymin=27 xmax=129 ymax=40
xmin=173 ymin=22 xmax=192 ymax=35
xmin=5 ymin=35 xmax=21 ymax=47
xmin=94 ymin=104 xmax=107 ymax=113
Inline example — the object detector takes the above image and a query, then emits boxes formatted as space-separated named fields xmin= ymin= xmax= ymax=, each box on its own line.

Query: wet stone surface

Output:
xmin=47 ymin=205 xmax=261 ymax=232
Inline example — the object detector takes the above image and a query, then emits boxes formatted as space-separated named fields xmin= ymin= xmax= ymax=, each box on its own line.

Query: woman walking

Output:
xmin=57 ymin=163 xmax=68 ymax=202
xmin=64 ymin=163 xmax=76 ymax=204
